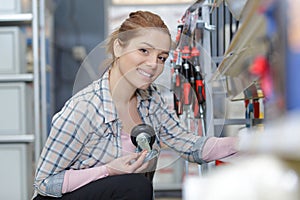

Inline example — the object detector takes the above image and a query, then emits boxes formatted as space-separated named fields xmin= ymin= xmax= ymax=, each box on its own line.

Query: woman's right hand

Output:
xmin=106 ymin=151 xmax=150 ymax=175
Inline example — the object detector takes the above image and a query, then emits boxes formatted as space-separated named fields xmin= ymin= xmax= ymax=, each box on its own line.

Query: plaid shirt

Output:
xmin=33 ymin=70 xmax=208 ymax=197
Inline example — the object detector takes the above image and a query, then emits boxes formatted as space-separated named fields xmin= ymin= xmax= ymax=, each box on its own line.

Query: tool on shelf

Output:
xmin=169 ymin=0 xmax=214 ymax=176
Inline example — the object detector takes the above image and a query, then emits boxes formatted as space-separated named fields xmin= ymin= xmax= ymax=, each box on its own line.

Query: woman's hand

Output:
xmin=106 ymin=151 xmax=152 ymax=175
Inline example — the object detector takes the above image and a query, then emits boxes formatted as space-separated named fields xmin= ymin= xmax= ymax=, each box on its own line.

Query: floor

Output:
xmin=154 ymin=189 xmax=182 ymax=200
xmin=156 ymin=198 xmax=181 ymax=200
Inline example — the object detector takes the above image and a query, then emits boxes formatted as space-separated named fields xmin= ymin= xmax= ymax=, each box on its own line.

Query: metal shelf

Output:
xmin=0 ymin=0 xmax=45 ymax=163
xmin=0 ymin=13 xmax=33 ymax=25
xmin=214 ymin=118 xmax=263 ymax=126
xmin=153 ymin=183 xmax=182 ymax=191
xmin=0 ymin=74 xmax=34 ymax=82
xmin=0 ymin=134 xmax=34 ymax=143
xmin=0 ymin=0 xmax=46 ymax=198
xmin=210 ymin=0 xmax=267 ymax=100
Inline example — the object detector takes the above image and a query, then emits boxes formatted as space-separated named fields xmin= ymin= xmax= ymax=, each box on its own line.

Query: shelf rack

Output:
xmin=211 ymin=0 xmax=267 ymax=101
xmin=198 ymin=0 xmax=267 ymax=173
xmin=0 ymin=74 xmax=34 ymax=82
xmin=0 ymin=0 xmax=48 ymax=199
xmin=0 ymin=13 xmax=33 ymax=23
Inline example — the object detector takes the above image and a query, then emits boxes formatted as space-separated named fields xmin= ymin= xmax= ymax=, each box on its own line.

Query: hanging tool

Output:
xmin=182 ymin=46 xmax=193 ymax=106
xmin=191 ymin=47 xmax=205 ymax=114
xmin=172 ymin=50 xmax=183 ymax=116
xmin=181 ymin=46 xmax=194 ymax=130
xmin=172 ymin=1 xmax=211 ymax=176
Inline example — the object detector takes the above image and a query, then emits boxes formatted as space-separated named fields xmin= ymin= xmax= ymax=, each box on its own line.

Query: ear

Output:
xmin=113 ymin=39 xmax=122 ymax=58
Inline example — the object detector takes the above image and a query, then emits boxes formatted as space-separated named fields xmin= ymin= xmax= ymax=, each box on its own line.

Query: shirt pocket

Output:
xmin=82 ymin=126 xmax=118 ymax=166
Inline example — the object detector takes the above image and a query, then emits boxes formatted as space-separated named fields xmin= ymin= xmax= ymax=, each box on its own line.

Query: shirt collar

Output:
xmin=100 ymin=70 xmax=157 ymax=122
xmin=100 ymin=70 xmax=118 ymax=123
xmin=136 ymin=87 xmax=151 ymax=101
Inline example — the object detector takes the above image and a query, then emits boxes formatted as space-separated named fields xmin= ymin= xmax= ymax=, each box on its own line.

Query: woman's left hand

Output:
xmin=135 ymin=153 xmax=157 ymax=173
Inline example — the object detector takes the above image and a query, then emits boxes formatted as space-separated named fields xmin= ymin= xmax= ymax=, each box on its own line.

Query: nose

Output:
xmin=145 ymin=53 xmax=158 ymax=69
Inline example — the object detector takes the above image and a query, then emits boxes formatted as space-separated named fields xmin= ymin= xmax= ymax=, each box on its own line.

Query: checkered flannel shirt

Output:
xmin=33 ymin=70 xmax=208 ymax=197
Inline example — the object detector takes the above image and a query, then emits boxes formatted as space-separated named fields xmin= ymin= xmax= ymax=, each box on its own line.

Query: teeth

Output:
xmin=138 ymin=69 xmax=152 ymax=78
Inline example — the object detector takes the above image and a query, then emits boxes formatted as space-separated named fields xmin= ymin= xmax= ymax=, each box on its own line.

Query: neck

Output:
xmin=109 ymin=64 xmax=136 ymax=104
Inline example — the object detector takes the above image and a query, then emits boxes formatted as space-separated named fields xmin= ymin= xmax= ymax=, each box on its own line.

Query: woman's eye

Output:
xmin=139 ymin=48 xmax=148 ymax=54
xmin=158 ymin=56 xmax=167 ymax=63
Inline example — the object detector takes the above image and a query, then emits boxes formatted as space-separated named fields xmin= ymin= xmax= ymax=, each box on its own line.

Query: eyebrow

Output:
xmin=141 ymin=42 xmax=169 ymax=55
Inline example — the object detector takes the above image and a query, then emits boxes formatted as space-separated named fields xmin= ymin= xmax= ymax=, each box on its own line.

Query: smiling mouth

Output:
xmin=137 ymin=68 xmax=153 ymax=78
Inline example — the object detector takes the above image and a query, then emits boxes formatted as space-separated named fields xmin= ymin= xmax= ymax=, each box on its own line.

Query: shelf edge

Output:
xmin=0 ymin=74 xmax=34 ymax=82
xmin=0 ymin=134 xmax=35 ymax=143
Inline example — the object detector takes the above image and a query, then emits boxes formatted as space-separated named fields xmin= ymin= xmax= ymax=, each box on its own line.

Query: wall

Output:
xmin=53 ymin=0 xmax=106 ymax=112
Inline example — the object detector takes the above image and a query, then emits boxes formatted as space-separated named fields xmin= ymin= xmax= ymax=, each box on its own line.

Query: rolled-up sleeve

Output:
xmin=191 ymin=137 xmax=210 ymax=164
xmin=148 ymin=87 xmax=238 ymax=164
xmin=147 ymin=89 xmax=210 ymax=163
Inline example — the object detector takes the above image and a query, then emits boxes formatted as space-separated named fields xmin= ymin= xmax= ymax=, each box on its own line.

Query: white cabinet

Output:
xmin=0 ymin=0 xmax=46 ymax=199
xmin=0 ymin=27 xmax=26 ymax=74
xmin=0 ymin=143 xmax=33 ymax=200
xmin=0 ymin=83 xmax=33 ymax=135
xmin=0 ymin=0 xmax=30 ymax=14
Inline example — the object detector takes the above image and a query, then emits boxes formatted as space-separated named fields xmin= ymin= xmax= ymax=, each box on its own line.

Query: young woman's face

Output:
xmin=116 ymin=29 xmax=171 ymax=90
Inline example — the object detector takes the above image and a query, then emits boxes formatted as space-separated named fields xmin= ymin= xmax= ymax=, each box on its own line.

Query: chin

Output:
xmin=137 ymin=83 xmax=151 ymax=90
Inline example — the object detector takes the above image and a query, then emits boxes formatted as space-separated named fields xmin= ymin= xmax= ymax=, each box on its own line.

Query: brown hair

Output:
xmin=106 ymin=11 xmax=171 ymax=59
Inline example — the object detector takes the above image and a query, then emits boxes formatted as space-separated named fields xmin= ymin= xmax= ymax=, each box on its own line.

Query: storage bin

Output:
xmin=0 ymin=27 xmax=26 ymax=74
xmin=0 ymin=0 xmax=30 ymax=14
xmin=0 ymin=143 xmax=33 ymax=200
xmin=0 ymin=82 xmax=33 ymax=135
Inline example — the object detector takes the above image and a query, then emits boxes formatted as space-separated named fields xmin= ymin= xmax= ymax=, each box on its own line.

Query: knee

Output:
xmin=132 ymin=174 xmax=153 ymax=192
xmin=121 ymin=174 xmax=153 ymax=200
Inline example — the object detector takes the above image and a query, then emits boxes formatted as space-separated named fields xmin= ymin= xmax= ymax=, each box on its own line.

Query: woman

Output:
xmin=33 ymin=11 xmax=238 ymax=200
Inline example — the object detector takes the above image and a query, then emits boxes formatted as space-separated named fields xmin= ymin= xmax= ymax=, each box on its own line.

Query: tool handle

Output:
xmin=195 ymin=80 xmax=205 ymax=104
xmin=183 ymin=82 xmax=192 ymax=105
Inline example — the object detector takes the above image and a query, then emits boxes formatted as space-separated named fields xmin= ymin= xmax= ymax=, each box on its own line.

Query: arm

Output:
xmin=161 ymin=120 xmax=238 ymax=163
xmin=202 ymin=136 xmax=238 ymax=162
xmin=34 ymin=99 xmax=93 ymax=197
xmin=152 ymin=91 xmax=209 ymax=163
xmin=154 ymin=90 xmax=238 ymax=164
xmin=62 ymin=165 xmax=109 ymax=194
xmin=62 ymin=150 xmax=151 ymax=193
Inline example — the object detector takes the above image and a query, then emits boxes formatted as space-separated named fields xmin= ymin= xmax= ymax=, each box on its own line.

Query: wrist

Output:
xmin=100 ymin=165 xmax=110 ymax=178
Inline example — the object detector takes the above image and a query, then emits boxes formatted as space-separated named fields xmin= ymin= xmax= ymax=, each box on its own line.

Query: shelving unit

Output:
xmin=183 ymin=1 xmax=300 ymax=198
xmin=0 ymin=74 xmax=34 ymax=82
xmin=0 ymin=0 xmax=49 ymax=199
xmin=198 ymin=0 xmax=267 ymax=142
xmin=0 ymin=13 xmax=33 ymax=24
xmin=211 ymin=0 xmax=267 ymax=101
xmin=177 ymin=0 xmax=267 ymax=175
